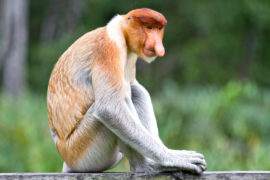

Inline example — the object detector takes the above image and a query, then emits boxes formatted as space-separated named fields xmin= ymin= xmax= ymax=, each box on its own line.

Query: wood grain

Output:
xmin=0 ymin=171 xmax=270 ymax=180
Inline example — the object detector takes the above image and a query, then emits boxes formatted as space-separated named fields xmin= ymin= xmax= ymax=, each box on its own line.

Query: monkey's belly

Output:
xmin=72 ymin=125 xmax=121 ymax=172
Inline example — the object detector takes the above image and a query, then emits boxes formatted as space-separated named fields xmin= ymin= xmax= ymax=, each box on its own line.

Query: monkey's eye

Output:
xmin=158 ymin=26 xmax=162 ymax=30
xmin=147 ymin=26 xmax=153 ymax=30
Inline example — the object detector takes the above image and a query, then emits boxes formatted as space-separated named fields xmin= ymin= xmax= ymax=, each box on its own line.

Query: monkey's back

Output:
xmin=47 ymin=27 xmax=111 ymax=166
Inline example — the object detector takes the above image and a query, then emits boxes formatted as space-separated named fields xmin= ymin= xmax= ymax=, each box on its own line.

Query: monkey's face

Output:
xmin=123 ymin=8 xmax=167 ymax=63
xmin=124 ymin=20 xmax=166 ymax=63
xmin=141 ymin=24 xmax=165 ymax=63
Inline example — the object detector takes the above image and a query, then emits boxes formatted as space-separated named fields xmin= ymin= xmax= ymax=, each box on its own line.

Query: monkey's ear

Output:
xmin=125 ymin=17 xmax=132 ymax=24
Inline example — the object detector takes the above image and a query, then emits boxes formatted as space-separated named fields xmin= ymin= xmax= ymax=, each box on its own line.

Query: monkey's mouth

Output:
xmin=142 ymin=49 xmax=157 ymax=63
xmin=143 ymin=48 xmax=156 ymax=57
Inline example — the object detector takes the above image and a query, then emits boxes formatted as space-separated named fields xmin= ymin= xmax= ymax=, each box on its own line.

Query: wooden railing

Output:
xmin=0 ymin=171 xmax=270 ymax=179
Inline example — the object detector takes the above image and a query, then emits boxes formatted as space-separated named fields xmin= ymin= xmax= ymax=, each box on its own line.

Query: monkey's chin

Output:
xmin=143 ymin=56 xmax=157 ymax=63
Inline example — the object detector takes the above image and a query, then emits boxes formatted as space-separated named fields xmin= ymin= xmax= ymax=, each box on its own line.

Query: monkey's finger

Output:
xmin=189 ymin=152 xmax=205 ymax=159
xmin=195 ymin=161 xmax=207 ymax=170
xmin=189 ymin=158 xmax=206 ymax=167
xmin=181 ymin=150 xmax=204 ymax=157
xmin=197 ymin=164 xmax=207 ymax=171
xmin=180 ymin=150 xmax=197 ymax=155
xmin=183 ymin=163 xmax=203 ymax=175
xmin=191 ymin=153 xmax=204 ymax=159
xmin=179 ymin=151 xmax=205 ymax=159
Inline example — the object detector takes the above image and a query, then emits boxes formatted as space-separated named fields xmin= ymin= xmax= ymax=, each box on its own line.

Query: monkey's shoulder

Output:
xmin=53 ymin=26 xmax=119 ymax=72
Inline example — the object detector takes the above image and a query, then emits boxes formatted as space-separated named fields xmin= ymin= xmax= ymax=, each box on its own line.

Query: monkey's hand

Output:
xmin=162 ymin=150 xmax=206 ymax=174
xmin=137 ymin=150 xmax=206 ymax=174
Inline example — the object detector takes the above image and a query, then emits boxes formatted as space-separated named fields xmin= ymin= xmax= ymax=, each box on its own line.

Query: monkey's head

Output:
xmin=122 ymin=8 xmax=167 ymax=63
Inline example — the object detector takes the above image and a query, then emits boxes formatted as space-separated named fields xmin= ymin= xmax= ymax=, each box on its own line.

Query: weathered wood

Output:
xmin=0 ymin=171 xmax=270 ymax=180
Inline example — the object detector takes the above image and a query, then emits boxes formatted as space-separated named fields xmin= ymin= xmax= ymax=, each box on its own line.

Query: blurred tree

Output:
xmin=40 ymin=0 xmax=83 ymax=43
xmin=0 ymin=0 xmax=29 ymax=96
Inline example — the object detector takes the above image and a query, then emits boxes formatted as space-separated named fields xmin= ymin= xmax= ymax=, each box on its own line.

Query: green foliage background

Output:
xmin=1 ymin=0 xmax=270 ymax=172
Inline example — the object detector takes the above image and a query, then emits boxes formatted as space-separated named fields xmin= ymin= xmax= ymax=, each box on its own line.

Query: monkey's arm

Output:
xmin=91 ymin=68 xmax=206 ymax=174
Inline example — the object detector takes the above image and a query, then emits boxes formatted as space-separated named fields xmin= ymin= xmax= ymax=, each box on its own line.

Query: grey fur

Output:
xmin=93 ymin=81 xmax=206 ymax=174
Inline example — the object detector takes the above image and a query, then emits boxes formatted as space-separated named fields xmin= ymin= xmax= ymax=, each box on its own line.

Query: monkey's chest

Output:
xmin=124 ymin=53 xmax=137 ymax=83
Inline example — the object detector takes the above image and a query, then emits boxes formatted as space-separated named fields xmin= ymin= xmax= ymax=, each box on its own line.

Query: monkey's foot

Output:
xmin=165 ymin=150 xmax=207 ymax=174
xmin=130 ymin=159 xmax=178 ymax=174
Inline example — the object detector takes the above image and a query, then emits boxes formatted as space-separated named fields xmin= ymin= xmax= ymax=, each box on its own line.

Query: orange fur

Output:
xmin=94 ymin=29 xmax=124 ymax=89
xmin=47 ymin=27 xmax=124 ymax=167
xmin=122 ymin=18 xmax=145 ymax=57
xmin=127 ymin=8 xmax=167 ymax=26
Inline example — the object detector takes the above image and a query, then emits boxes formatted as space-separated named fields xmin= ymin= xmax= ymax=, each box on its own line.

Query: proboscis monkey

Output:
xmin=47 ymin=8 xmax=206 ymax=174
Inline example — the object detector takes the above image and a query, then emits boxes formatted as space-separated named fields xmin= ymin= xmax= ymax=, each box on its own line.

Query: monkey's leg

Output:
xmin=54 ymin=108 xmax=123 ymax=173
xmin=93 ymin=84 xmax=206 ymax=174
xmin=118 ymin=83 xmax=176 ymax=173
xmin=60 ymin=122 xmax=123 ymax=173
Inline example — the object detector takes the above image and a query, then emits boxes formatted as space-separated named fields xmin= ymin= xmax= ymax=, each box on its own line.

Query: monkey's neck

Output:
xmin=107 ymin=15 xmax=128 ymax=61
xmin=125 ymin=52 xmax=137 ymax=82
xmin=107 ymin=15 xmax=138 ymax=83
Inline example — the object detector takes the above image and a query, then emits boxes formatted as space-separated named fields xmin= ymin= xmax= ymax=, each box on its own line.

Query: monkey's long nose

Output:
xmin=154 ymin=43 xmax=165 ymax=57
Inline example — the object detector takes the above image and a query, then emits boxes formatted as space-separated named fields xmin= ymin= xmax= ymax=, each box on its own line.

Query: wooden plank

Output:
xmin=0 ymin=171 xmax=270 ymax=180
